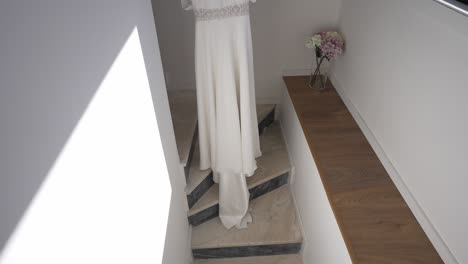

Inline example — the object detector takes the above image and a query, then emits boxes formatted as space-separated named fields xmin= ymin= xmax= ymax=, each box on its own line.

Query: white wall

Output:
xmin=152 ymin=0 xmax=342 ymax=102
xmin=152 ymin=0 xmax=196 ymax=92
xmin=251 ymin=0 xmax=342 ymax=102
xmin=333 ymin=0 xmax=468 ymax=263
xmin=278 ymin=87 xmax=352 ymax=264
xmin=0 ymin=1 xmax=191 ymax=263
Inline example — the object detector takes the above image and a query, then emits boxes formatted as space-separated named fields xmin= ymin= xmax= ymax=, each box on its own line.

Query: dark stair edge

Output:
xmin=187 ymin=172 xmax=214 ymax=208
xmin=193 ymin=243 xmax=302 ymax=259
xmin=188 ymin=173 xmax=289 ymax=226
xmin=249 ymin=173 xmax=289 ymax=200
xmin=258 ymin=106 xmax=276 ymax=135
xmin=184 ymin=123 xmax=198 ymax=179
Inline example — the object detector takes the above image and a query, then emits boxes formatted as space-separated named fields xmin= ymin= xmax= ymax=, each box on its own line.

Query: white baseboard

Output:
xmin=329 ymin=72 xmax=459 ymax=264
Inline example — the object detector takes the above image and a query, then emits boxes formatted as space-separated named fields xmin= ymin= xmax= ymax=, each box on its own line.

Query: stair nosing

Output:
xmin=188 ymin=162 xmax=291 ymax=217
xmin=186 ymin=166 xmax=212 ymax=194
xmin=193 ymin=254 xmax=303 ymax=264
xmin=188 ymin=122 xmax=290 ymax=217
xmin=191 ymin=186 xmax=303 ymax=251
xmin=192 ymin=240 xmax=303 ymax=250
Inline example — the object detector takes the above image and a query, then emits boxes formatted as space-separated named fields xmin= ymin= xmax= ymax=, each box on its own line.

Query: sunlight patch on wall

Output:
xmin=0 ymin=27 xmax=172 ymax=264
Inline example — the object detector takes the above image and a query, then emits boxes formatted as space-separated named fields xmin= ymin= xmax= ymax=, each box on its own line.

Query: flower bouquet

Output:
xmin=306 ymin=31 xmax=344 ymax=90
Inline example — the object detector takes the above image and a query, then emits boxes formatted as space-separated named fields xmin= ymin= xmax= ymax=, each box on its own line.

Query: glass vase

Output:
xmin=308 ymin=46 xmax=330 ymax=90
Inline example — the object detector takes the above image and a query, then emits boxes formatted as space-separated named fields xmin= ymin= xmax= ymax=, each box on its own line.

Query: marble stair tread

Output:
xmin=168 ymin=90 xmax=197 ymax=166
xmin=186 ymin=105 xmax=276 ymax=194
xmin=194 ymin=255 xmax=303 ymax=264
xmin=191 ymin=185 xmax=302 ymax=249
xmin=188 ymin=122 xmax=290 ymax=216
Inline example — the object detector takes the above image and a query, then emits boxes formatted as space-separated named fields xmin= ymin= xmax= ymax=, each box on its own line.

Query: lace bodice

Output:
xmin=182 ymin=0 xmax=255 ymax=21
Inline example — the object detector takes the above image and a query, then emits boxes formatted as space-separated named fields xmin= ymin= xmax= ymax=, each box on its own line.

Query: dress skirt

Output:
xmin=193 ymin=0 xmax=261 ymax=229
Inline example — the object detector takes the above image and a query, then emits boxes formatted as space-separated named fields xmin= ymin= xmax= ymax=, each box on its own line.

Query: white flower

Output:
xmin=305 ymin=38 xmax=314 ymax=48
xmin=312 ymin=34 xmax=322 ymax=47
xmin=306 ymin=34 xmax=322 ymax=49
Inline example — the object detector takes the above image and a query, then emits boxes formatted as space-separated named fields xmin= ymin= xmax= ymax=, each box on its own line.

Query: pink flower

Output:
xmin=308 ymin=31 xmax=344 ymax=60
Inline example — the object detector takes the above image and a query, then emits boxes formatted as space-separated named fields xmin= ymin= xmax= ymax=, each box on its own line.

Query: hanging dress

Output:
xmin=183 ymin=0 xmax=261 ymax=229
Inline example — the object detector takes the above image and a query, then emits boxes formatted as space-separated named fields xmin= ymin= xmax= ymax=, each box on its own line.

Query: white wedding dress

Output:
xmin=183 ymin=0 xmax=261 ymax=229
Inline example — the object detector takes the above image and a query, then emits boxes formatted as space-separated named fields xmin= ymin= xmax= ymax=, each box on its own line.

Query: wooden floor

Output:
xmin=284 ymin=76 xmax=443 ymax=263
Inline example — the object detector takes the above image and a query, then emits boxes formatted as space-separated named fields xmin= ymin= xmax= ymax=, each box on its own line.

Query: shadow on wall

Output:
xmin=0 ymin=1 xmax=180 ymax=263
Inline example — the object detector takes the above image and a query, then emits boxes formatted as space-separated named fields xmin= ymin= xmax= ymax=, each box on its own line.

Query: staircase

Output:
xmin=169 ymin=91 xmax=303 ymax=263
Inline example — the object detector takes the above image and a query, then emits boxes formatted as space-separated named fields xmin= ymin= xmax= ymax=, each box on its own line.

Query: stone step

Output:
xmin=185 ymin=104 xmax=276 ymax=208
xmin=194 ymin=254 xmax=303 ymax=264
xmin=191 ymin=186 xmax=302 ymax=259
xmin=188 ymin=122 xmax=291 ymax=225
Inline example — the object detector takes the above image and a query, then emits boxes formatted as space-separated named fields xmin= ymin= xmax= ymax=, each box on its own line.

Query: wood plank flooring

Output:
xmin=284 ymin=76 xmax=443 ymax=263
